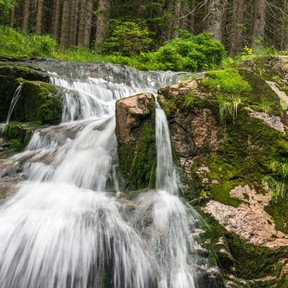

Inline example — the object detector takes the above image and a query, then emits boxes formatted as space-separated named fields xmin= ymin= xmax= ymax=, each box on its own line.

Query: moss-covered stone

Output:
xmin=200 ymin=213 xmax=288 ymax=288
xmin=116 ymin=93 xmax=156 ymax=191
xmin=0 ymin=64 xmax=56 ymax=124
xmin=2 ymin=122 xmax=36 ymax=151
xmin=118 ymin=122 xmax=156 ymax=190
xmin=152 ymin=57 xmax=288 ymax=285
xmin=13 ymin=80 xmax=62 ymax=125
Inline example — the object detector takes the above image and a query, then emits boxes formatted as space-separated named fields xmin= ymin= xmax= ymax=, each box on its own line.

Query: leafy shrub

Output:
xmin=142 ymin=32 xmax=226 ymax=72
xmin=0 ymin=26 xmax=57 ymax=57
xmin=103 ymin=21 xmax=153 ymax=56
xmin=0 ymin=26 xmax=226 ymax=73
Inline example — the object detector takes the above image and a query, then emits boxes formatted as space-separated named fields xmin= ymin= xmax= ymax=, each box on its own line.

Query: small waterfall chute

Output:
xmin=0 ymin=84 xmax=23 ymax=132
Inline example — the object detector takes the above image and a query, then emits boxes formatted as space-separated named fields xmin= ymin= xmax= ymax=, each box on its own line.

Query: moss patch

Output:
xmin=203 ymin=68 xmax=252 ymax=94
xmin=0 ymin=64 xmax=51 ymax=123
xmin=13 ymin=80 xmax=62 ymax=125
xmin=2 ymin=122 xmax=36 ymax=151
xmin=201 ymin=213 xmax=287 ymax=287
xmin=118 ymin=121 xmax=156 ymax=191
xmin=117 ymin=96 xmax=156 ymax=191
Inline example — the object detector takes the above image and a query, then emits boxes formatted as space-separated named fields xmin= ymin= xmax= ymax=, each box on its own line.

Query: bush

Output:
xmin=142 ymin=32 xmax=226 ymax=72
xmin=0 ymin=26 xmax=57 ymax=57
xmin=103 ymin=21 xmax=153 ymax=56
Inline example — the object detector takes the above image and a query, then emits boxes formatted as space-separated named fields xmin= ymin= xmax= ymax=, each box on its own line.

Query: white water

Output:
xmin=131 ymin=101 xmax=199 ymax=288
xmin=0 ymin=84 xmax=23 ymax=132
xmin=0 ymin=63 xmax=202 ymax=288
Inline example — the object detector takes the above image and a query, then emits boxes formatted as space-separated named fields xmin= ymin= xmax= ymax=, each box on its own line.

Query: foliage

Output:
xmin=217 ymin=94 xmax=241 ymax=124
xmin=0 ymin=26 xmax=227 ymax=73
xmin=0 ymin=0 xmax=16 ymax=21
xmin=184 ymin=93 xmax=195 ymax=108
xmin=203 ymin=68 xmax=252 ymax=94
xmin=142 ymin=32 xmax=226 ymax=72
xmin=103 ymin=21 xmax=153 ymax=56
xmin=0 ymin=26 xmax=57 ymax=57
xmin=263 ymin=161 xmax=288 ymax=202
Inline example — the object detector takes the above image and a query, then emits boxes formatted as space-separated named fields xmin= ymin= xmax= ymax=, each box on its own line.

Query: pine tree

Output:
xmin=95 ymin=0 xmax=110 ymax=44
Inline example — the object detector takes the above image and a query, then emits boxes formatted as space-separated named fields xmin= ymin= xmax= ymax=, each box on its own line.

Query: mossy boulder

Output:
xmin=12 ymin=80 xmax=62 ymax=125
xmin=1 ymin=122 xmax=36 ymax=151
xmin=0 ymin=65 xmax=49 ymax=122
xmin=155 ymin=58 xmax=288 ymax=286
xmin=0 ymin=63 xmax=61 ymax=152
xmin=116 ymin=93 xmax=156 ymax=191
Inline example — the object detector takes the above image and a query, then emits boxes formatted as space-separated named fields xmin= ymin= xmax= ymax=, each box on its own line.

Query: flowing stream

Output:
xmin=0 ymin=62 xmax=209 ymax=288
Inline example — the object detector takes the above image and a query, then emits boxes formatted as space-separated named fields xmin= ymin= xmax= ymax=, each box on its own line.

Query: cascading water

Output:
xmin=0 ymin=84 xmax=23 ymax=132
xmin=0 ymin=61 xmax=208 ymax=288
xmin=132 ymin=101 xmax=200 ymax=288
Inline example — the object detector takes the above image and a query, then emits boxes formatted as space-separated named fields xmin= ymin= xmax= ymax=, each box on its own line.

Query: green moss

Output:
xmin=203 ymin=68 xmax=252 ymax=94
xmin=266 ymin=200 xmax=288 ymax=233
xmin=13 ymin=80 xmax=61 ymax=124
xmin=201 ymin=213 xmax=286 ymax=285
xmin=2 ymin=122 xmax=36 ymax=151
xmin=239 ymin=69 xmax=283 ymax=116
xmin=118 ymin=101 xmax=156 ymax=191
xmin=130 ymin=122 xmax=156 ymax=189
xmin=206 ymin=155 xmax=242 ymax=206
xmin=38 ymin=97 xmax=62 ymax=124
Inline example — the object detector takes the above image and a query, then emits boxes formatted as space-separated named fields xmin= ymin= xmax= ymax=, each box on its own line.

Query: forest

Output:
xmin=0 ymin=0 xmax=287 ymax=64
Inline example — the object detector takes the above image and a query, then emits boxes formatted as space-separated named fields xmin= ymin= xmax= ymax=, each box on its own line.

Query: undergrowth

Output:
xmin=0 ymin=26 xmax=225 ymax=72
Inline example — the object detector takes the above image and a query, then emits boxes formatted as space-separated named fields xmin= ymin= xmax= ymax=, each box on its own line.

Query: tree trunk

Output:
xmin=95 ymin=0 xmax=110 ymax=44
xmin=35 ymin=0 xmax=44 ymax=35
xmin=22 ymin=0 xmax=30 ymax=33
xmin=252 ymin=0 xmax=266 ymax=50
xmin=52 ymin=0 xmax=62 ymax=40
xmin=280 ymin=0 xmax=288 ymax=50
xmin=206 ymin=0 xmax=227 ymax=41
xmin=230 ymin=0 xmax=245 ymax=56
xmin=83 ymin=0 xmax=93 ymax=48
xmin=60 ymin=0 xmax=70 ymax=48
xmin=9 ymin=8 xmax=15 ymax=28
xmin=69 ymin=0 xmax=79 ymax=46
xmin=172 ymin=0 xmax=181 ymax=38
xmin=77 ymin=0 xmax=87 ymax=47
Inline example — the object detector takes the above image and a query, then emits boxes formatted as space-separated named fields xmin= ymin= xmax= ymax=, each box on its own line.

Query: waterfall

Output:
xmin=0 ymin=62 xmax=205 ymax=288
xmin=155 ymin=102 xmax=179 ymax=195
xmin=0 ymin=84 xmax=23 ymax=132
xmin=131 ymin=101 xmax=200 ymax=288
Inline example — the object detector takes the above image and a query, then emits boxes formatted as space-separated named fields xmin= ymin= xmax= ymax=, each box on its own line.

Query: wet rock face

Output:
xmin=116 ymin=93 xmax=154 ymax=144
xmin=170 ymin=107 xmax=225 ymax=158
xmin=116 ymin=93 xmax=156 ymax=191
xmin=0 ymin=138 xmax=23 ymax=199
xmin=203 ymin=185 xmax=288 ymax=247
xmin=0 ymin=65 xmax=49 ymax=122
xmin=157 ymin=79 xmax=226 ymax=188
